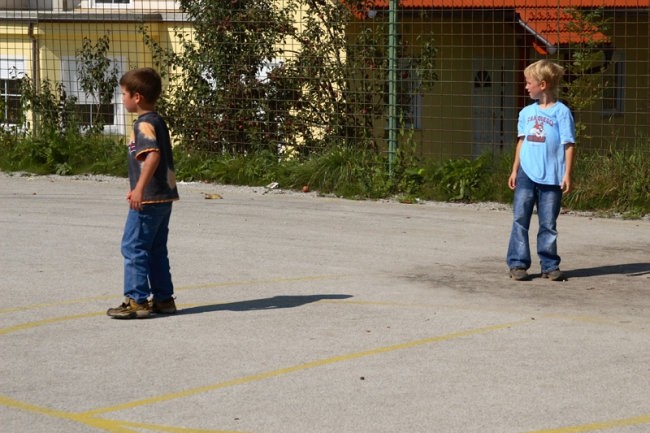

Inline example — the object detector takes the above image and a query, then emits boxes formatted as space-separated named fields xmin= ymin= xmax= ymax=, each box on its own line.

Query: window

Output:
xmin=384 ymin=60 xmax=422 ymax=130
xmin=0 ymin=59 xmax=25 ymax=126
xmin=91 ymin=0 xmax=131 ymax=8
xmin=61 ymin=57 xmax=125 ymax=134
xmin=396 ymin=59 xmax=422 ymax=129
xmin=602 ymin=52 xmax=624 ymax=115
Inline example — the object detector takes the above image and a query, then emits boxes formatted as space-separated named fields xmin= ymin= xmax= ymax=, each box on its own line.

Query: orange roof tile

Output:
xmin=517 ymin=7 xmax=608 ymax=46
xmin=370 ymin=0 xmax=650 ymax=8
xmin=365 ymin=0 xmax=636 ymax=47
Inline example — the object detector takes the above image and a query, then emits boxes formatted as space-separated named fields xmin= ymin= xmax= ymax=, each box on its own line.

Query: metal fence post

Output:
xmin=387 ymin=0 xmax=398 ymax=176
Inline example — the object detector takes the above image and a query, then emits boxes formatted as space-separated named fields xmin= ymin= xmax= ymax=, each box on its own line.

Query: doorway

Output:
xmin=471 ymin=59 xmax=517 ymax=158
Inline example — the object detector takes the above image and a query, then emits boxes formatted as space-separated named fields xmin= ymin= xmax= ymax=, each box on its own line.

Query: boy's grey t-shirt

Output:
xmin=127 ymin=111 xmax=179 ymax=204
xmin=517 ymin=101 xmax=575 ymax=186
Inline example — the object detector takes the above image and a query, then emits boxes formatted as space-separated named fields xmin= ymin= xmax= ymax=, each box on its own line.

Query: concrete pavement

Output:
xmin=1 ymin=172 xmax=649 ymax=433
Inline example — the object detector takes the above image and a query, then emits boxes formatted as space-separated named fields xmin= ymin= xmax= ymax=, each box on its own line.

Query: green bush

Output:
xmin=565 ymin=137 xmax=650 ymax=217
xmin=4 ymin=132 xmax=650 ymax=218
xmin=288 ymin=145 xmax=393 ymax=199
xmin=0 ymin=129 xmax=125 ymax=176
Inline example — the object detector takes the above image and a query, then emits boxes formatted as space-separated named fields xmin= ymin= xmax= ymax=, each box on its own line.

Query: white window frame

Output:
xmin=61 ymin=56 xmax=126 ymax=135
xmin=0 ymin=58 xmax=26 ymax=128
xmin=89 ymin=0 xmax=133 ymax=9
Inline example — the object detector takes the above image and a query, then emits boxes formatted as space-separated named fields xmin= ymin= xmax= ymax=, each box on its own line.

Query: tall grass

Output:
xmin=566 ymin=136 xmax=650 ymax=217
xmin=0 ymin=129 xmax=125 ymax=176
xmin=2 ymin=132 xmax=650 ymax=217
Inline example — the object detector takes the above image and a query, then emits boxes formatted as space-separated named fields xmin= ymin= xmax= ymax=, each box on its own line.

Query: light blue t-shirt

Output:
xmin=518 ymin=101 xmax=575 ymax=186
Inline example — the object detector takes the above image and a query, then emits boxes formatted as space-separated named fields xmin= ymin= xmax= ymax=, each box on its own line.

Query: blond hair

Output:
xmin=524 ymin=60 xmax=564 ymax=98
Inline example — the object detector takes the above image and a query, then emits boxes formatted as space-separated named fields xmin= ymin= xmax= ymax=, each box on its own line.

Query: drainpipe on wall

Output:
xmin=28 ymin=22 xmax=39 ymax=85
xmin=28 ymin=22 xmax=40 ymax=132
xmin=29 ymin=23 xmax=40 ymax=82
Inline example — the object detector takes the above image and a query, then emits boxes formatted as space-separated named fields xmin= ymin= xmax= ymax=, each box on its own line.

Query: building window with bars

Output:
xmin=60 ymin=57 xmax=125 ymax=134
xmin=0 ymin=59 xmax=24 ymax=127
xmin=91 ymin=0 xmax=131 ymax=8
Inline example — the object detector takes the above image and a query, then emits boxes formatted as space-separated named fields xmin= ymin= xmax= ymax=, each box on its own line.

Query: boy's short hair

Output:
xmin=524 ymin=60 xmax=564 ymax=97
xmin=119 ymin=67 xmax=162 ymax=104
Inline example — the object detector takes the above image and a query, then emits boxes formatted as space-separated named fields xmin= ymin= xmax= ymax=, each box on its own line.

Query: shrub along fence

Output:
xmin=1 ymin=1 xmax=649 ymax=213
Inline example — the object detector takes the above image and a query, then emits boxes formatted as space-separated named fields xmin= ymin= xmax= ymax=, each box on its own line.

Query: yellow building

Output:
xmin=0 ymin=0 xmax=187 ymax=135
xmin=2 ymin=0 xmax=649 ymax=158
xmin=363 ymin=0 xmax=650 ymax=157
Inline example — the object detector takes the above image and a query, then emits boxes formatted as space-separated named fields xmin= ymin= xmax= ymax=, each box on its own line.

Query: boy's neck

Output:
xmin=136 ymin=103 xmax=156 ymax=116
xmin=537 ymin=92 xmax=557 ymax=109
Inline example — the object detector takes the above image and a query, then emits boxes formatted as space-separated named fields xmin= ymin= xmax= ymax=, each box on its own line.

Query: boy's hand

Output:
xmin=127 ymin=189 xmax=144 ymax=211
xmin=561 ymin=176 xmax=572 ymax=194
xmin=508 ymin=172 xmax=517 ymax=190
xmin=127 ymin=150 xmax=160 ymax=211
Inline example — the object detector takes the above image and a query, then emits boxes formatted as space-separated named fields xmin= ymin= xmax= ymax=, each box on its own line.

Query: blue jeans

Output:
xmin=121 ymin=202 xmax=174 ymax=304
xmin=507 ymin=170 xmax=562 ymax=273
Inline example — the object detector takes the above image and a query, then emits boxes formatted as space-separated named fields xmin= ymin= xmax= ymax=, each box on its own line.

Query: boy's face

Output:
xmin=524 ymin=75 xmax=546 ymax=100
xmin=120 ymin=86 xmax=139 ymax=113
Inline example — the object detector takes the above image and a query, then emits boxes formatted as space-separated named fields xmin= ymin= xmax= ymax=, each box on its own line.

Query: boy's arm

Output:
xmin=128 ymin=150 xmax=161 ymax=211
xmin=562 ymin=143 xmax=576 ymax=194
xmin=508 ymin=137 xmax=523 ymax=190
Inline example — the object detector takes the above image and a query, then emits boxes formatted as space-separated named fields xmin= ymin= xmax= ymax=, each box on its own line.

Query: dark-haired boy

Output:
xmin=107 ymin=68 xmax=179 ymax=319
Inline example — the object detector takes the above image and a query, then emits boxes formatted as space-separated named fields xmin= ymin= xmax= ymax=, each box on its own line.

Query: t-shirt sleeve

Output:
xmin=517 ymin=107 xmax=527 ymax=138
xmin=134 ymin=121 xmax=160 ymax=161
xmin=558 ymin=106 xmax=576 ymax=145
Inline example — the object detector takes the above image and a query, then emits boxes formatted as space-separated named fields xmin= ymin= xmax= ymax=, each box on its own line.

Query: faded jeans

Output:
xmin=506 ymin=170 xmax=562 ymax=273
xmin=121 ymin=202 xmax=174 ymax=304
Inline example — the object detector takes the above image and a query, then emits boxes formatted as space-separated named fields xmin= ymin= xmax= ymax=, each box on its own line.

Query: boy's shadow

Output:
xmin=178 ymin=294 xmax=353 ymax=315
xmin=565 ymin=262 xmax=650 ymax=278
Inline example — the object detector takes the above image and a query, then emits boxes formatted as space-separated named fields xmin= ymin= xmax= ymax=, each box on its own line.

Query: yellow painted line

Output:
xmin=520 ymin=413 xmax=650 ymax=433
xmin=71 ymin=415 xmax=143 ymax=433
xmin=0 ymin=393 xmax=249 ymax=433
xmin=0 ymin=312 xmax=105 ymax=336
xmin=0 ymin=296 xmax=116 ymax=314
xmin=0 ymin=394 xmax=139 ymax=433
xmin=2 ymin=320 xmax=528 ymax=431
xmin=0 ymin=394 xmax=77 ymax=421
xmin=5 ymin=319 xmax=648 ymax=433
xmin=326 ymin=300 xmax=650 ymax=333
xmin=0 ymin=275 xmax=343 ymax=315
xmin=179 ymin=274 xmax=345 ymax=291
xmin=2 ymin=297 xmax=644 ymax=338
xmin=110 ymin=418 xmax=251 ymax=433
xmin=83 ymin=319 xmax=530 ymax=416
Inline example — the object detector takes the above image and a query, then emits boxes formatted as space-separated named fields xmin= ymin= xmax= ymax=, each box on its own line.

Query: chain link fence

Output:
xmin=1 ymin=1 xmax=648 ymax=160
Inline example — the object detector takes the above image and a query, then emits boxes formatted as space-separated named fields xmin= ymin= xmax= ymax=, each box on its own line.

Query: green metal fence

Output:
xmin=1 ymin=1 xmax=649 ymax=160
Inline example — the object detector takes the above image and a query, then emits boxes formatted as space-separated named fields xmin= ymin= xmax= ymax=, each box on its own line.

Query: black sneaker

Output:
xmin=107 ymin=297 xmax=151 ymax=319
xmin=509 ymin=268 xmax=530 ymax=281
xmin=151 ymin=297 xmax=177 ymax=314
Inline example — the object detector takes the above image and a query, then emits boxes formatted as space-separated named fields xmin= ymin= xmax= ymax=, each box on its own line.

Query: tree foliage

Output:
xmin=75 ymin=34 xmax=120 ymax=133
xmin=141 ymin=0 xmax=438 ymax=156
xmin=560 ymin=7 xmax=612 ymax=139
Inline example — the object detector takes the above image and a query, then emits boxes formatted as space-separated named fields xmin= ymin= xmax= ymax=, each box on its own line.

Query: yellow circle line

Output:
xmin=0 ymin=311 xmax=105 ymax=336
xmin=0 ymin=274 xmax=343 ymax=315
xmin=82 ymin=319 xmax=530 ymax=416
xmin=517 ymin=413 xmax=650 ymax=433
xmin=3 ymin=316 xmax=649 ymax=433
